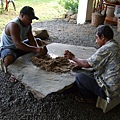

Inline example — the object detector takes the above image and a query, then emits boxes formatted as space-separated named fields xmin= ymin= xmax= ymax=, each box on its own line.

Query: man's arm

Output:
xmin=72 ymin=57 xmax=91 ymax=68
xmin=64 ymin=50 xmax=91 ymax=68
xmin=7 ymin=22 xmax=45 ymax=54
xmin=27 ymin=25 xmax=39 ymax=47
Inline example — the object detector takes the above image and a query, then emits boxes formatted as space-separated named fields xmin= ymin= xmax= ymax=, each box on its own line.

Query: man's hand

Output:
xmin=64 ymin=50 xmax=75 ymax=60
xmin=36 ymin=46 xmax=48 ymax=56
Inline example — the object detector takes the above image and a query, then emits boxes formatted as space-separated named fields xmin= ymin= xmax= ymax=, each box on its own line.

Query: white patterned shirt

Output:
xmin=87 ymin=39 xmax=120 ymax=100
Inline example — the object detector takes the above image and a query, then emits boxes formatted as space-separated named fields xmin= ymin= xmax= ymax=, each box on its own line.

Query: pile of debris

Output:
xmin=62 ymin=10 xmax=77 ymax=24
xmin=31 ymin=54 xmax=75 ymax=73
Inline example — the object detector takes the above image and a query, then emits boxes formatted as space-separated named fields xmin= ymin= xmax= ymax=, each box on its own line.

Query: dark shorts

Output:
xmin=1 ymin=48 xmax=29 ymax=62
xmin=0 ymin=38 xmax=40 ymax=62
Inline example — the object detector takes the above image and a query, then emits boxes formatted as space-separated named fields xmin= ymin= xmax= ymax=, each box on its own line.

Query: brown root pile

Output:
xmin=31 ymin=54 xmax=75 ymax=73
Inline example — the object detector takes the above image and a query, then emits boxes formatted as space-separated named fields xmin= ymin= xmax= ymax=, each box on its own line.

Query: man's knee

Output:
xmin=75 ymin=73 xmax=85 ymax=85
xmin=4 ymin=55 xmax=15 ymax=67
xmin=76 ymin=73 xmax=86 ymax=80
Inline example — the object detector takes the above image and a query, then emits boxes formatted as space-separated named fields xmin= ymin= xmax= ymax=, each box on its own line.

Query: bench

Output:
xmin=96 ymin=95 xmax=120 ymax=113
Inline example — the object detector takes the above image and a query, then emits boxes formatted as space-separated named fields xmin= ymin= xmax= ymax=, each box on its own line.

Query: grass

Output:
xmin=0 ymin=0 xmax=66 ymax=35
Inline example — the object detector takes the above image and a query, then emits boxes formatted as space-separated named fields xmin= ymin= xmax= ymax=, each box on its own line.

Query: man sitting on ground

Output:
xmin=0 ymin=6 xmax=48 ymax=81
xmin=64 ymin=25 xmax=120 ymax=103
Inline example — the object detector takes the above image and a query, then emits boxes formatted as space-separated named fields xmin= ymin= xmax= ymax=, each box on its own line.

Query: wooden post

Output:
xmin=5 ymin=0 xmax=9 ymax=11
xmin=77 ymin=0 xmax=93 ymax=24
xmin=5 ymin=0 xmax=16 ymax=11
xmin=93 ymin=0 xmax=96 ymax=12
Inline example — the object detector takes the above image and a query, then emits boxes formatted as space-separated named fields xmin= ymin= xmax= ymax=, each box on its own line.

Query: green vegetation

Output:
xmin=58 ymin=0 xmax=79 ymax=14
xmin=0 ymin=0 xmax=66 ymax=35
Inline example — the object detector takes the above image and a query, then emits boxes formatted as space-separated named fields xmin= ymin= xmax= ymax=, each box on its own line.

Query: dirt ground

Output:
xmin=0 ymin=20 xmax=120 ymax=120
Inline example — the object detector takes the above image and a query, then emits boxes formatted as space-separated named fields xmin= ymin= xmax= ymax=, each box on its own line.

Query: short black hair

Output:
xmin=96 ymin=25 xmax=114 ymax=40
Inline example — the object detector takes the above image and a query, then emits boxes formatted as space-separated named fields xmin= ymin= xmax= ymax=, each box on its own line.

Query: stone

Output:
xmin=69 ymin=19 xmax=77 ymax=24
xmin=32 ymin=27 xmax=49 ymax=40
xmin=70 ymin=14 xmax=77 ymax=20
xmin=64 ymin=18 xmax=70 ymax=22
xmin=67 ymin=10 xmax=74 ymax=16
xmin=7 ymin=43 xmax=96 ymax=100
xmin=62 ymin=14 xmax=67 ymax=19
